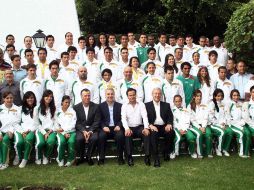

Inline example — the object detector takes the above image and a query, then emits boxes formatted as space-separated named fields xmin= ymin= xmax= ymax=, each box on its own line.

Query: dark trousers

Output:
xmin=76 ymin=131 xmax=98 ymax=160
xmin=125 ymin=126 xmax=150 ymax=156
xmin=150 ymin=125 xmax=175 ymax=159
xmin=98 ymin=127 xmax=125 ymax=160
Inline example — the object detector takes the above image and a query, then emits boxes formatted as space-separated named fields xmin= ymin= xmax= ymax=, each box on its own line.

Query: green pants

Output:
xmin=174 ymin=129 xmax=196 ymax=155
xmin=190 ymin=126 xmax=213 ymax=156
xmin=14 ymin=131 xmax=35 ymax=161
xmin=0 ymin=133 xmax=12 ymax=164
xmin=211 ymin=125 xmax=233 ymax=152
xmin=247 ymin=125 xmax=254 ymax=136
xmin=35 ymin=130 xmax=56 ymax=160
xmin=231 ymin=125 xmax=251 ymax=156
xmin=56 ymin=132 xmax=76 ymax=162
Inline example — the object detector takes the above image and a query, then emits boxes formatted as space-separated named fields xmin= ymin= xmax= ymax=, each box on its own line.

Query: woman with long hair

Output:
xmin=208 ymin=89 xmax=233 ymax=157
xmin=17 ymin=91 xmax=37 ymax=168
xmin=55 ymin=95 xmax=77 ymax=167
xmin=129 ymin=56 xmax=145 ymax=82
xmin=34 ymin=90 xmax=56 ymax=165
xmin=197 ymin=66 xmax=214 ymax=104
xmin=164 ymin=53 xmax=180 ymax=78
xmin=97 ymin=33 xmax=109 ymax=62
xmin=228 ymin=89 xmax=251 ymax=158
xmin=190 ymin=52 xmax=201 ymax=76
xmin=0 ymin=91 xmax=21 ymax=170
xmin=188 ymin=90 xmax=212 ymax=158
xmin=86 ymin=34 xmax=99 ymax=57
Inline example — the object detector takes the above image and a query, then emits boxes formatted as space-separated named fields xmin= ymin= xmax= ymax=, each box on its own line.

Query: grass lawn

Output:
xmin=0 ymin=154 xmax=253 ymax=190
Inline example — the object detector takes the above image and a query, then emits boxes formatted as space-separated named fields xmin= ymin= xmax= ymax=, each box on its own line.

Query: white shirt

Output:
xmin=155 ymin=42 xmax=171 ymax=63
xmin=211 ymin=45 xmax=228 ymax=66
xmin=214 ymin=78 xmax=234 ymax=103
xmin=197 ymin=46 xmax=210 ymax=66
xmin=207 ymin=62 xmax=220 ymax=82
xmin=83 ymin=58 xmax=102 ymax=85
xmin=172 ymin=106 xmax=191 ymax=131
xmin=153 ymin=101 xmax=164 ymax=125
xmin=182 ymin=44 xmax=199 ymax=62
xmin=121 ymin=101 xmax=149 ymax=129
xmin=187 ymin=104 xmax=209 ymax=128
xmin=45 ymin=45 xmax=58 ymax=63
xmin=55 ymin=107 xmax=76 ymax=135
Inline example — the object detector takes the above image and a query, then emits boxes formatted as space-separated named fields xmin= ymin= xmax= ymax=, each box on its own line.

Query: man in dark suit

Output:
xmin=98 ymin=88 xmax=124 ymax=165
xmin=145 ymin=87 xmax=175 ymax=167
xmin=73 ymin=88 xmax=101 ymax=166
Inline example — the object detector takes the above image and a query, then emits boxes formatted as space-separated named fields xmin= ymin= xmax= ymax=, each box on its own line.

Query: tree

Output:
xmin=224 ymin=0 xmax=254 ymax=69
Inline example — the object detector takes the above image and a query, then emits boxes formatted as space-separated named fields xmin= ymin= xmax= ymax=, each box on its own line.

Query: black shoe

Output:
xmin=127 ymin=156 xmax=134 ymax=166
xmin=144 ymin=156 xmax=151 ymax=166
xmin=154 ymin=159 xmax=160 ymax=167
xmin=118 ymin=157 xmax=125 ymax=165
xmin=98 ymin=159 xmax=104 ymax=166
xmin=76 ymin=159 xmax=84 ymax=166
xmin=164 ymin=154 xmax=170 ymax=161
xmin=87 ymin=158 xmax=94 ymax=166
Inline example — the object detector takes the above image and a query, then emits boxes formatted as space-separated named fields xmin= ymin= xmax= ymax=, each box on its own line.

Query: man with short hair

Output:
xmin=35 ymin=48 xmax=50 ymax=79
xmin=207 ymin=50 xmax=220 ymax=81
xmin=20 ymin=63 xmax=44 ymax=104
xmin=58 ymin=32 xmax=74 ymax=58
xmin=155 ymin=33 xmax=171 ymax=63
xmin=118 ymin=34 xmax=137 ymax=62
xmin=183 ymin=34 xmax=199 ymax=62
xmin=4 ymin=44 xmax=16 ymax=64
xmin=19 ymin=36 xmax=37 ymax=63
xmin=0 ymin=70 xmax=21 ymax=105
xmin=226 ymin=58 xmax=237 ymax=79
xmin=211 ymin=36 xmax=228 ymax=66
xmin=119 ymin=47 xmax=129 ymax=66
xmin=76 ymin=36 xmax=87 ymax=64
xmin=0 ymin=48 xmax=12 ymax=83
xmin=168 ymin=35 xmax=177 ymax=54
xmin=23 ymin=49 xmax=35 ymax=66
xmin=67 ymin=46 xmax=80 ymax=67
xmin=121 ymin=88 xmax=150 ymax=166
xmin=127 ymin=32 xmax=140 ymax=49
xmin=145 ymin=88 xmax=175 ymax=167
xmin=45 ymin=35 xmax=58 ymax=63
xmin=176 ymin=35 xmax=185 ymax=48
xmin=74 ymin=88 xmax=101 ymax=166
xmin=136 ymin=34 xmax=149 ymax=64
xmin=98 ymin=88 xmax=124 ymax=165
xmin=174 ymin=48 xmax=185 ymax=70
xmin=147 ymin=34 xmax=155 ymax=47
xmin=11 ymin=55 xmax=27 ymax=82
xmin=197 ymin=36 xmax=210 ymax=66
xmin=59 ymin=52 xmax=77 ymax=84
xmin=108 ymin=34 xmax=119 ymax=61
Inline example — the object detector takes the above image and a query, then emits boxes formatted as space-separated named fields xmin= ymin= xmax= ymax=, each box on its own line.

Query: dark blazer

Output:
xmin=99 ymin=101 xmax=122 ymax=128
xmin=145 ymin=101 xmax=173 ymax=126
xmin=73 ymin=102 xmax=101 ymax=132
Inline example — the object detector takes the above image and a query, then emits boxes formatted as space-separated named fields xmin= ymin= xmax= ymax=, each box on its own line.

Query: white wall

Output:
xmin=0 ymin=0 xmax=81 ymax=50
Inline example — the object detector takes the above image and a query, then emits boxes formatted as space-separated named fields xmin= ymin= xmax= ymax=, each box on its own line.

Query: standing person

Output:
xmin=128 ymin=32 xmax=140 ymax=49
xmin=58 ymin=32 xmax=75 ymax=58
xmin=164 ymin=53 xmax=180 ymax=79
xmin=207 ymin=50 xmax=220 ymax=81
xmin=74 ymin=89 xmax=101 ymax=166
xmin=208 ymin=89 xmax=233 ymax=156
xmin=17 ymin=91 xmax=37 ymax=168
xmin=44 ymin=35 xmax=58 ymax=63
xmin=129 ymin=56 xmax=145 ymax=82
xmin=98 ymin=88 xmax=124 ymax=165
xmin=226 ymin=58 xmax=237 ymax=79
xmin=171 ymin=95 xmax=197 ymax=159
xmin=121 ymin=88 xmax=150 ymax=166
xmin=197 ymin=36 xmax=210 ymax=66
xmin=197 ymin=67 xmax=214 ymax=104
xmin=76 ymin=36 xmax=87 ymax=64
xmin=162 ymin=66 xmax=185 ymax=107
xmin=35 ymin=48 xmax=50 ymax=80
xmin=142 ymin=62 xmax=163 ymax=103
xmin=0 ymin=70 xmax=22 ymax=106
xmin=20 ymin=64 xmax=44 ymax=105
xmin=147 ymin=34 xmax=156 ymax=48
xmin=55 ymin=95 xmax=77 ymax=167
xmin=228 ymin=89 xmax=251 ymax=158
xmin=174 ymin=48 xmax=185 ymax=70
xmin=177 ymin=62 xmax=200 ymax=106
xmin=145 ymin=88 xmax=175 ymax=167
xmin=136 ymin=33 xmax=149 ymax=65
xmin=190 ymin=52 xmax=201 ymax=76
xmin=155 ymin=33 xmax=171 ymax=63
xmin=0 ymin=91 xmax=21 ymax=170
xmin=86 ymin=34 xmax=99 ymax=56
xmin=97 ymin=33 xmax=109 ymax=62
xmin=188 ymin=90 xmax=212 ymax=158
xmin=11 ymin=55 xmax=27 ymax=82
xmin=4 ymin=44 xmax=16 ymax=65
xmin=119 ymin=47 xmax=129 ymax=67
xmin=108 ymin=34 xmax=119 ymax=61
xmin=230 ymin=61 xmax=253 ymax=100
xmin=19 ymin=36 xmax=37 ymax=64
xmin=183 ymin=34 xmax=199 ymax=62
xmin=34 ymin=90 xmax=57 ymax=165
xmin=0 ymin=48 xmax=12 ymax=83
xmin=211 ymin=36 xmax=228 ymax=66
xmin=23 ymin=49 xmax=35 ymax=66
xmin=168 ymin=35 xmax=177 ymax=54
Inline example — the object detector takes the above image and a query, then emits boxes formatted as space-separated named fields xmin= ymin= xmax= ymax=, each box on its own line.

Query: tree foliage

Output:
xmin=76 ymin=0 xmax=249 ymax=38
xmin=225 ymin=0 xmax=254 ymax=68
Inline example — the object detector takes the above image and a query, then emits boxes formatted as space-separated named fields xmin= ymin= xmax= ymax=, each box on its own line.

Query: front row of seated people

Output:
xmin=0 ymin=85 xmax=254 ymax=170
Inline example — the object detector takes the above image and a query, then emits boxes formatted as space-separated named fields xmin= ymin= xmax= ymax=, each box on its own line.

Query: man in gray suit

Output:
xmin=74 ymin=88 xmax=101 ymax=165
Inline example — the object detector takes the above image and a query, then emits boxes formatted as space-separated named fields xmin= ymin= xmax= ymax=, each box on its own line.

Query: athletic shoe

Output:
xmin=0 ymin=164 xmax=9 ymax=170
xmin=42 ymin=156 xmax=49 ymax=165
xmin=198 ymin=155 xmax=203 ymax=159
xmin=13 ymin=155 xmax=19 ymax=166
xmin=19 ymin=159 xmax=28 ymax=168
xmin=191 ymin=153 xmax=198 ymax=159
xmin=216 ymin=149 xmax=222 ymax=156
xmin=65 ymin=160 xmax=75 ymax=167
xmin=35 ymin=159 xmax=41 ymax=165
xmin=56 ymin=158 xmax=64 ymax=167
xmin=170 ymin=153 xmax=176 ymax=159
xmin=222 ymin=150 xmax=230 ymax=157
xmin=208 ymin=154 xmax=214 ymax=158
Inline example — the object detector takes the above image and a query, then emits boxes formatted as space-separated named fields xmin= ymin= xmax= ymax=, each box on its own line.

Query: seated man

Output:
xmin=74 ymin=88 xmax=101 ymax=166
xmin=145 ymin=88 xmax=175 ymax=167
xmin=121 ymin=88 xmax=150 ymax=166
xmin=98 ymin=88 xmax=124 ymax=165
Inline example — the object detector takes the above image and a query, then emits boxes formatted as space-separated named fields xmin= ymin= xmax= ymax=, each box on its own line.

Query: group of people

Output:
xmin=0 ymin=32 xmax=254 ymax=170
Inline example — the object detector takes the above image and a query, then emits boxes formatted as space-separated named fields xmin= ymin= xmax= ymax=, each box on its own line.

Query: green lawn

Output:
xmin=0 ymin=154 xmax=254 ymax=190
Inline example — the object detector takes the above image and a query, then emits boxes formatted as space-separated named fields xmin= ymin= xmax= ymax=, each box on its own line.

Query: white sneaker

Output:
xmin=208 ymin=154 xmax=214 ymax=158
xmin=170 ymin=153 xmax=176 ymax=159
xmin=13 ymin=155 xmax=19 ymax=166
xmin=0 ymin=164 xmax=9 ymax=170
xmin=198 ymin=155 xmax=203 ymax=159
xmin=216 ymin=149 xmax=222 ymax=156
xmin=42 ymin=156 xmax=48 ymax=165
xmin=56 ymin=158 xmax=64 ymax=167
xmin=35 ymin=159 xmax=41 ymax=165
xmin=19 ymin=159 xmax=28 ymax=168
xmin=191 ymin=153 xmax=198 ymax=159
xmin=0 ymin=164 xmax=2 ymax=168
xmin=222 ymin=150 xmax=230 ymax=157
